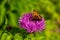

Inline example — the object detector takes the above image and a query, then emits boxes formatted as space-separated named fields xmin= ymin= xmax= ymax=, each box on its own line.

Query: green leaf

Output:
xmin=1 ymin=33 xmax=8 ymax=40
xmin=14 ymin=33 xmax=23 ymax=40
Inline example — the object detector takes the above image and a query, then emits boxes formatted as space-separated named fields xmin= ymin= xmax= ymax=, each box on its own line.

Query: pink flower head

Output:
xmin=18 ymin=12 xmax=45 ymax=33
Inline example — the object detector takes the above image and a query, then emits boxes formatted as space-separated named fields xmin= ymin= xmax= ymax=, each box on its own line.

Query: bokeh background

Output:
xmin=0 ymin=0 xmax=60 ymax=40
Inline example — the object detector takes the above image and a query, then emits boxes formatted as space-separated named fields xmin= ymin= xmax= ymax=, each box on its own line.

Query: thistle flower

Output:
xmin=18 ymin=11 xmax=45 ymax=33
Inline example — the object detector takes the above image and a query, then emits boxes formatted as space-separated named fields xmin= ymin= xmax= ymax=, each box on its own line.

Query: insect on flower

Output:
xmin=19 ymin=10 xmax=45 ymax=33
xmin=32 ymin=10 xmax=42 ymax=21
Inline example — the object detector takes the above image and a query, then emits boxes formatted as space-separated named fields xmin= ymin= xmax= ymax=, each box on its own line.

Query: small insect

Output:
xmin=6 ymin=25 xmax=12 ymax=31
xmin=32 ymin=10 xmax=42 ymax=21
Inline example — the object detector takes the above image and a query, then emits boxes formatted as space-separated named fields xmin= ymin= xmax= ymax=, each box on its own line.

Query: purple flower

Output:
xmin=18 ymin=13 xmax=45 ymax=33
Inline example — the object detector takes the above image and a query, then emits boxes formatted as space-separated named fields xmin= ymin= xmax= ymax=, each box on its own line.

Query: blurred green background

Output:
xmin=0 ymin=0 xmax=60 ymax=40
